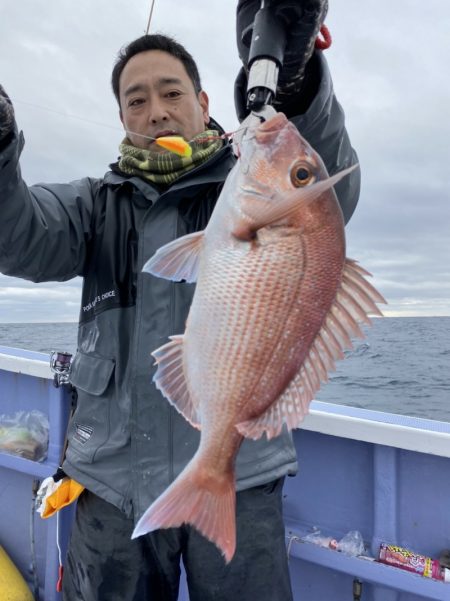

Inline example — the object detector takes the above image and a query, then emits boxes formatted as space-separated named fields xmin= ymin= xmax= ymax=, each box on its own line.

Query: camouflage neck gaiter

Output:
xmin=118 ymin=130 xmax=224 ymax=185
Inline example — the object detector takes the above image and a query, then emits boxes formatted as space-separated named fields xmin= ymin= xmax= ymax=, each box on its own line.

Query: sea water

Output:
xmin=0 ymin=317 xmax=449 ymax=422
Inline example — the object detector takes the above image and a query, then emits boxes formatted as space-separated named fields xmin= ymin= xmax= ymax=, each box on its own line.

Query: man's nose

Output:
xmin=148 ymin=99 xmax=169 ymax=123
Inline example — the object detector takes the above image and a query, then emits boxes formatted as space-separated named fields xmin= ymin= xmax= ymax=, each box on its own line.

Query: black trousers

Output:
xmin=62 ymin=479 xmax=293 ymax=601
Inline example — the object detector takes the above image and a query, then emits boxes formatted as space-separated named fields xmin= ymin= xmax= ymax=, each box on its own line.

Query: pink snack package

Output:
xmin=378 ymin=543 xmax=450 ymax=582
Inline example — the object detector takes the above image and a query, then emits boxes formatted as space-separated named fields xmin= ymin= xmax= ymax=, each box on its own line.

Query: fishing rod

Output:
xmin=244 ymin=0 xmax=331 ymax=113
xmin=245 ymin=0 xmax=289 ymax=112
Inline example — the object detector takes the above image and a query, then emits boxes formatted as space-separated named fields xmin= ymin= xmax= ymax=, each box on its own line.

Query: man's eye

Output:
xmin=166 ymin=91 xmax=181 ymax=98
xmin=129 ymin=98 xmax=144 ymax=107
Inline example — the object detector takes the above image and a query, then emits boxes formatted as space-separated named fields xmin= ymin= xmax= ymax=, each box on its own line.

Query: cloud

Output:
xmin=0 ymin=0 xmax=449 ymax=321
xmin=0 ymin=276 xmax=81 ymax=322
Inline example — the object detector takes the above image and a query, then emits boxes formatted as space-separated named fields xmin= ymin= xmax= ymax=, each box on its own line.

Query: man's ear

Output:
xmin=198 ymin=90 xmax=210 ymax=125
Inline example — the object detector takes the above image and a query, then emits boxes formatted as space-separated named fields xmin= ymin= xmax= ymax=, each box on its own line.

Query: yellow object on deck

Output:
xmin=0 ymin=545 xmax=34 ymax=601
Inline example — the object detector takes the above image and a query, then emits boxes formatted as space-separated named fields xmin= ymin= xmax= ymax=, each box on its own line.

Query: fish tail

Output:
xmin=132 ymin=462 xmax=236 ymax=563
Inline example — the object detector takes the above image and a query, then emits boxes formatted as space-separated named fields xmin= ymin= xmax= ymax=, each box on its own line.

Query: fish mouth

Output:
xmin=254 ymin=113 xmax=291 ymax=146
xmin=257 ymin=112 xmax=288 ymax=134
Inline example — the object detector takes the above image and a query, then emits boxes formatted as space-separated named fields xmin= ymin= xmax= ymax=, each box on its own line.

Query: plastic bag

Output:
xmin=0 ymin=410 xmax=49 ymax=461
xmin=303 ymin=529 xmax=338 ymax=550
xmin=337 ymin=530 xmax=366 ymax=556
xmin=302 ymin=528 xmax=366 ymax=556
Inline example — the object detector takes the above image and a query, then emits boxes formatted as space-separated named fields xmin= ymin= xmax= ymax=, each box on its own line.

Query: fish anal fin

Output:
xmin=152 ymin=335 xmax=201 ymax=429
xmin=236 ymin=258 xmax=386 ymax=440
xmin=132 ymin=462 xmax=236 ymax=563
xmin=143 ymin=230 xmax=205 ymax=283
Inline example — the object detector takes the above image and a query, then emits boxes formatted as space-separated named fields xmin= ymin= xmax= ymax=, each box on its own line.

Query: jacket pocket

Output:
xmin=65 ymin=352 xmax=115 ymax=464
xmin=69 ymin=351 xmax=115 ymax=395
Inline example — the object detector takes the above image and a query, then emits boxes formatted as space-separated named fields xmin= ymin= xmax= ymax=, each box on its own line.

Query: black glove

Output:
xmin=235 ymin=0 xmax=328 ymax=119
xmin=0 ymin=85 xmax=16 ymax=144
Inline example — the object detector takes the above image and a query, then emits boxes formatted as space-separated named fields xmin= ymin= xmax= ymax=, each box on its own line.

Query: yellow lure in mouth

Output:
xmin=155 ymin=136 xmax=192 ymax=157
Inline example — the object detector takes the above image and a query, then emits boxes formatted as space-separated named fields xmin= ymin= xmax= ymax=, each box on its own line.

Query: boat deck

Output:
xmin=1 ymin=346 xmax=449 ymax=600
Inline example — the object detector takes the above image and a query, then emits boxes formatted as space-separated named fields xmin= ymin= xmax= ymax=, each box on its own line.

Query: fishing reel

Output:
xmin=242 ymin=0 xmax=328 ymax=112
xmin=234 ymin=0 xmax=300 ymax=146
xmin=49 ymin=350 xmax=73 ymax=388
xmin=244 ymin=0 xmax=288 ymax=111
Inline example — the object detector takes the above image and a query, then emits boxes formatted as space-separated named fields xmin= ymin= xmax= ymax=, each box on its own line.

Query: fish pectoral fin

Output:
xmin=152 ymin=335 xmax=201 ymax=429
xmin=143 ymin=230 xmax=205 ymax=283
xmin=236 ymin=258 xmax=386 ymax=440
xmin=244 ymin=165 xmax=358 ymax=230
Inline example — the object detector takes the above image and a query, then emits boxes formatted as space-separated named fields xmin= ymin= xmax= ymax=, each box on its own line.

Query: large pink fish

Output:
xmin=133 ymin=111 xmax=385 ymax=561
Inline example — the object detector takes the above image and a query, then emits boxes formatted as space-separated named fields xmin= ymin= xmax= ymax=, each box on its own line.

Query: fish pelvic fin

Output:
xmin=132 ymin=463 xmax=236 ymax=563
xmin=142 ymin=230 xmax=205 ymax=283
xmin=152 ymin=335 xmax=201 ymax=429
xmin=236 ymin=258 xmax=386 ymax=440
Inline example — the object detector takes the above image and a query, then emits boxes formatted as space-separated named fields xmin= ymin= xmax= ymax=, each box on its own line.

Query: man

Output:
xmin=0 ymin=2 xmax=359 ymax=599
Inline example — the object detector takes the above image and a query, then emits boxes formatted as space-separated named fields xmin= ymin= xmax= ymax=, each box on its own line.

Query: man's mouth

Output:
xmin=154 ymin=130 xmax=178 ymax=139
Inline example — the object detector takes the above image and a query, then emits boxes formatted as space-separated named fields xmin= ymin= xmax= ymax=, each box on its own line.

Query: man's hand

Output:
xmin=235 ymin=0 xmax=328 ymax=118
xmin=0 ymin=85 xmax=15 ymax=143
xmin=236 ymin=0 xmax=328 ymax=71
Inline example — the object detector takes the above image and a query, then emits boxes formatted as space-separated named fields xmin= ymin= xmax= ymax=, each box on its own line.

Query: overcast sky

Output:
xmin=0 ymin=0 xmax=449 ymax=322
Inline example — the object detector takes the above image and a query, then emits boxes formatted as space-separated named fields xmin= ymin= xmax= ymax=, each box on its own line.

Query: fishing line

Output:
xmin=145 ymin=0 xmax=156 ymax=34
xmin=12 ymin=97 xmax=251 ymax=147
xmin=13 ymin=98 xmax=124 ymax=134
xmin=13 ymin=98 xmax=177 ymax=144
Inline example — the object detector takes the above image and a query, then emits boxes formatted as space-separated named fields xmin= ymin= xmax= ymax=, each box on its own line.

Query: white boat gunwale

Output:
xmin=1 ymin=347 xmax=449 ymax=458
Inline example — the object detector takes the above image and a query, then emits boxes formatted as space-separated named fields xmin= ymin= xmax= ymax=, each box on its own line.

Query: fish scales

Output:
xmin=133 ymin=110 xmax=386 ymax=562
xmin=188 ymin=240 xmax=310 ymax=415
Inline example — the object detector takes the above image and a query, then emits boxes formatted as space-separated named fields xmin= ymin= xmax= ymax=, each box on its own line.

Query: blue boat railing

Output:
xmin=1 ymin=346 xmax=449 ymax=601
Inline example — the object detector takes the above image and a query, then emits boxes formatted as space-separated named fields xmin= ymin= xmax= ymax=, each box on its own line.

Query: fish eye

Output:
xmin=290 ymin=162 xmax=315 ymax=187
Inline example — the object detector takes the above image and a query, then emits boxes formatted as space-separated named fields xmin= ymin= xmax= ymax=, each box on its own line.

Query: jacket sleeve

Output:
xmin=0 ymin=125 xmax=96 ymax=282
xmin=290 ymin=51 xmax=360 ymax=224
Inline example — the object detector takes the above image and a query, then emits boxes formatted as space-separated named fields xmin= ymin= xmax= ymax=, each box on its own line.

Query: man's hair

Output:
xmin=111 ymin=33 xmax=202 ymax=106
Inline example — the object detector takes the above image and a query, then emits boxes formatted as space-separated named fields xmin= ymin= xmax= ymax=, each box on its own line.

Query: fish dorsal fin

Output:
xmin=143 ymin=230 xmax=205 ymax=283
xmin=239 ymin=165 xmax=357 ymax=234
xmin=152 ymin=335 xmax=201 ymax=429
xmin=235 ymin=258 xmax=386 ymax=440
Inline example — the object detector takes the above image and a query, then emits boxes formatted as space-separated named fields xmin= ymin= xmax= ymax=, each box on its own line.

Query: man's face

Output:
xmin=119 ymin=50 xmax=209 ymax=150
